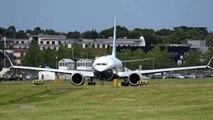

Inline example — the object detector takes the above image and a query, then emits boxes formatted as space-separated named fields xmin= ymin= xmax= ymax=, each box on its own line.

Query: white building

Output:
xmin=76 ymin=59 xmax=93 ymax=71
xmin=82 ymin=36 xmax=146 ymax=49
xmin=58 ymin=58 xmax=75 ymax=70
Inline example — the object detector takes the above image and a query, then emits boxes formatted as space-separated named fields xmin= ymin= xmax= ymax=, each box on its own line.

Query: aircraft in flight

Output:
xmin=6 ymin=19 xmax=213 ymax=86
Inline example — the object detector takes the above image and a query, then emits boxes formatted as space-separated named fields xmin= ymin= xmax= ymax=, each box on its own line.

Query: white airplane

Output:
xmin=6 ymin=19 xmax=213 ymax=86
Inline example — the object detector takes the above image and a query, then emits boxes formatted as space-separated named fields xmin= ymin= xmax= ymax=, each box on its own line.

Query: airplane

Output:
xmin=6 ymin=19 xmax=213 ymax=86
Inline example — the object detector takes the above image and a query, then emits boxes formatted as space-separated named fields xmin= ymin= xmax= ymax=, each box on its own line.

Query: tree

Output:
xmin=67 ymin=31 xmax=80 ymax=39
xmin=146 ymin=46 xmax=174 ymax=69
xmin=8 ymin=26 xmax=16 ymax=32
xmin=156 ymin=29 xmax=174 ymax=36
xmin=186 ymin=29 xmax=200 ymax=40
xmin=133 ymin=28 xmax=161 ymax=45
xmin=16 ymin=30 xmax=28 ymax=38
xmin=205 ymin=33 xmax=213 ymax=47
xmin=127 ymin=30 xmax=141 ymax=39
xmin=81 ymin=30 xmax=98 ymax=39
xmin=183 ymin=50 xmax=203 ymax=66
xmin=203 ymin=47 xmax=213 ymax=67
xmin=44 ymin=29 xmax=56 ymax=35
xmin=23 ymin=40 xmax=44 ymax=66
xmin=43 ymin=48 xmax=56 ymax=68
xmin=169 ymin=30 xmax=188 ymax=44
xmin=32 ymin=27 xmax=43 ymax=35
xmin=57 ymin=44 xmax=71 ymax=60
xmin=131 ymin=49 xmax=147 ymax=70
xmin=3 ymin=30 xmax=15 ymax=38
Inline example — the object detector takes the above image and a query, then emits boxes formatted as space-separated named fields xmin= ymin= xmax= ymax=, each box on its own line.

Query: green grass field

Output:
xmin=0 ymin=79 xmax=213 ymax=120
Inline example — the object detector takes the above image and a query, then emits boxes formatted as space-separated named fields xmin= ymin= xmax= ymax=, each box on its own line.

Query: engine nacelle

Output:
xmin=128 ymin=73 xmax=142 ymax=86
xmin=71 ymin=73 xmax=84 ymax=86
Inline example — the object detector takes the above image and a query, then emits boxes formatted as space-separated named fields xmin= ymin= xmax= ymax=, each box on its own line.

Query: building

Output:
xmin=28 ymin=34 xmax=78 ymax=51
xmin=82 ymin=36 xmax=146 ymax=49
xmin=58 ymin=58 xmax=75 ymax=70
xmin=76 ymin=59 xmax=93 ymax=71
xmin=187 ymin=40 xmax=208 ymax=52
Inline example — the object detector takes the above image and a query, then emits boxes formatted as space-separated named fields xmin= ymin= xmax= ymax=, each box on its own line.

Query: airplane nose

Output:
xmin=94 ymin=66 xmax=108 ymax=72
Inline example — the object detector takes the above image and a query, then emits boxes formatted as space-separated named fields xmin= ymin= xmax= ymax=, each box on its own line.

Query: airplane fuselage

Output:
xmin=93 ymin=55 xmax=123 ymax=80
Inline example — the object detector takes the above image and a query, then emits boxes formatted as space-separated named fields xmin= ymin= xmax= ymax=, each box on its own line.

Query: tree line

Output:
xmin=0 ymin=26 xmax=213 ymax=46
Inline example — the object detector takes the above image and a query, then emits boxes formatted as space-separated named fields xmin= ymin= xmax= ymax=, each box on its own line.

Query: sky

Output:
xmin=0 ymin=0 xmax=213 ymax=32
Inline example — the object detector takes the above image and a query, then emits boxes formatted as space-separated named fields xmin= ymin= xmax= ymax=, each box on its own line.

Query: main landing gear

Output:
xmin=88 ymin=78 xmax=96 ymax=85
xmin=121 ymin=78 xmax=129 ymax=86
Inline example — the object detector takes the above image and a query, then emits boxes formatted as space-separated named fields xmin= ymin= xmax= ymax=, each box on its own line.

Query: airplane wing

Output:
xmin=139 ymin=65 xmax=208 ymax=74
xmin=12 ymin=65 xmax=94 ymax=77
xmin=118 ymin=57 xmax=213 ymax=77
xmin=121 ymin=58 xmax=154 ymax=63
xmin=5 ymin=53 xmax=94 ymax=77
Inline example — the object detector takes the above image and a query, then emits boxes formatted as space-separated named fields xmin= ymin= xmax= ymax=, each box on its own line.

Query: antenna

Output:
xmin=112 ymin=18 xmax=116 ymax=58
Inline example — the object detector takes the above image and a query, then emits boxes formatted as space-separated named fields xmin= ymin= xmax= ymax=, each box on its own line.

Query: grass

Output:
xmin=0 ymin=79 xmax=213 ymax=120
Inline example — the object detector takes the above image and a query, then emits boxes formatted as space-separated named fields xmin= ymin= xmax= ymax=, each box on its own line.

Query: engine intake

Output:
xmin=128 ymin=73 xmax=142 ymax=86
xmin=71 ymin=73 xmax=84 ymax=85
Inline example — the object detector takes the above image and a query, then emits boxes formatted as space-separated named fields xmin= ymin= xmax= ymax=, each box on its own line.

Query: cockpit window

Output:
xmin=96 ymin=63 xmax=107 ymax=66
xmin=96 ymin=63 xmax=101 ymax=65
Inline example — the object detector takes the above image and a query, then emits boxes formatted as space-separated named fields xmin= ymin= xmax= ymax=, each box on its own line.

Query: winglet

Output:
xmin=207 ymin=56 xmax=213 ymax=70
xmin=207 ymin=56 xmax=213 ymax=66
xmin=5 ymin=52 xmax=14 ymax=67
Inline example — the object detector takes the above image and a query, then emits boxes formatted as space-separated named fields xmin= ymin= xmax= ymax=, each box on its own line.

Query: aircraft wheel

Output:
xmin=121 ymin=82 xmax=129 ymax=86
xmin=92 ymin=82 xmax=96 ymax=85
xmin=88 ymin=82 xmax=91 ymax=85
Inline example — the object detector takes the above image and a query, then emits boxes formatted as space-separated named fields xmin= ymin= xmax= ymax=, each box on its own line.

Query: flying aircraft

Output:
xmin=6 ymin=19 xmax=213 ymax=86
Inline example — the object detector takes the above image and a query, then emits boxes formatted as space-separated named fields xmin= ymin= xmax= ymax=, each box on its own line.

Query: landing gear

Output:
xmin=121 ymin=78 xmax=129 ymax=86
xmin=88 ymin=78 xmax=96 ymax=86
xmin=88 ymin=82 xmax=96 ymax=85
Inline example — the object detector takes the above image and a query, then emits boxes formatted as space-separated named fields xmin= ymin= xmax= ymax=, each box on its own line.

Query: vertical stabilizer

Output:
xmin=112 ymin=18 xmax=116 ymax=58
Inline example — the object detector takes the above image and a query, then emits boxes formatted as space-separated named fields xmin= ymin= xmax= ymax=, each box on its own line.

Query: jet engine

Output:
xmin=71 ymin=73 xmax=84 ymax=85
xmin=128 ymin=72 xmax=142 ymax=86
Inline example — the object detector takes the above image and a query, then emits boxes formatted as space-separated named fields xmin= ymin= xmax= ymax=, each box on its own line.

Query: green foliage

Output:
xmin=205 ymin=33 xmax=213 ymax=47
xmin=169 ymin=30 xmax=188 ymax=44
xmin=16 ymin=30 xmax=28 ymax=38
xmin=3 ymin=30 xmax=15 ymax=38
xmin=182 ymin=50 xmax=203 ymax=66
xmin=203 ymin=47 xmax=213 ymax=67
xmin=134 ymin=28 xmax=162 ymax=45
xmin=146 ymin=46 xmax=175 ymax=69
xmin=57 ymin=44 xmax=71 ymax=60
xmin=67 ymin=31 xmax=80 ymax=39
xmin=43 ymin=48 xmax=57 ymax=68
xmin=23 ymin=40 xmax=44 ymax=67
xmin=127 ymin=30 xmax=142 ymax=38
xmin=99 ymin=25 xmax=129 ymax=38
xmin=81 ymin=30 xmax=98 ymax=39
xmin=156 ymin=29 xmax=174 ymax=36
xmin=44 ymin=29 xmax=56 ymax=35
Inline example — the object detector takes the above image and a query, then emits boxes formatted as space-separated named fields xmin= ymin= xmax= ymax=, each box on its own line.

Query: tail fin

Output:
xmin=111 ymin=18 xmax=116 ymax=58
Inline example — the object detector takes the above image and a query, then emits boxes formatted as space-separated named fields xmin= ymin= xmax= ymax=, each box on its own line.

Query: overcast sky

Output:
xmin=0 ymin=0 xmax=213 ymax=32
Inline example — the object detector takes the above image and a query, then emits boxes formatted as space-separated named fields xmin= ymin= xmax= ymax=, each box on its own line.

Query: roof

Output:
xmin=59 ymin=58 xmax=74 ymax=63
xmin=77 ymin=59 xmax=93 ymax=63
